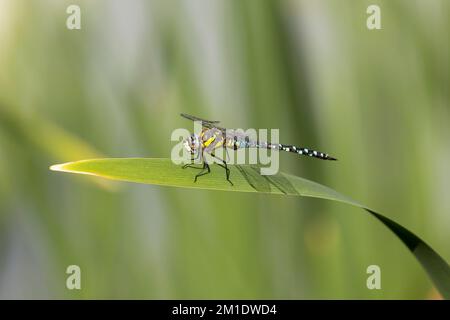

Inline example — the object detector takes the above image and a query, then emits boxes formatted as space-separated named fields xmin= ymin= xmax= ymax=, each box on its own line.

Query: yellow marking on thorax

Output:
xmin=203 ymin=135 xmax=216 ymax=147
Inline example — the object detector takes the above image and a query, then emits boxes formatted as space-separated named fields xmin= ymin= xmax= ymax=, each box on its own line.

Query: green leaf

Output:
xmin=50 ymin=158 xmax=450 ymax=299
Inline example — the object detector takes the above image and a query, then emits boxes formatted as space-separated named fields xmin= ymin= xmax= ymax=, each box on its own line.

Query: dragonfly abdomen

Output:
xmin=225 ymin=135 xmax=336 ymax=161
xmin=256 ymin=141 xmax=336 ymax=161
xmin=271 ymin=143 xmax=336 ymax=160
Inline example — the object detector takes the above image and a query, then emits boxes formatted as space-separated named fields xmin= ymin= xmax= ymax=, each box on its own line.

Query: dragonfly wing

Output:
xmin=180 ymin=113 xmax=226 ymax=131
xmin=180 ymin=113 xmax=220 ymax=124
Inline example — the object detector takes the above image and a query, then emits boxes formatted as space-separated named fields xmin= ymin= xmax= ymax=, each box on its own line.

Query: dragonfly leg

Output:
xmin=225 ymin=148 xmax=231 ymax=163
xmin=182 ymin=152 xmax=202 ymax=169
xmin=194 ymin=162 xmax=211 ymax=183
xmin=211 ymin=153 xmax=233 ymax=186
xmin=182 ymin=164 xmax=204 ymax=169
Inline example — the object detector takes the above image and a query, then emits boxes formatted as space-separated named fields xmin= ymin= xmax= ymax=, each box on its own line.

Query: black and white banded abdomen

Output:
xmin=264 ymin=142 xmax=337 ymax=161
xmin=227 ymin=134 xmax=337 ymax=161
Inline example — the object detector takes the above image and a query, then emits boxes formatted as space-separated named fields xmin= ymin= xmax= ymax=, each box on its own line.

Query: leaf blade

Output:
xmin=50 ymin=157 xmax=450 ymax=299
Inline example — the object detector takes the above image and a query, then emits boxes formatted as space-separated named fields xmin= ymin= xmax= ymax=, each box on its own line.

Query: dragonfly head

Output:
xmin=183 ymin=133 xmax=200 ymax=154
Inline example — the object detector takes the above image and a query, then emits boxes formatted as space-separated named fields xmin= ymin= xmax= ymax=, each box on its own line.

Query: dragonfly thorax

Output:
xmin=183 ymin=133 xmax=200 ymax=154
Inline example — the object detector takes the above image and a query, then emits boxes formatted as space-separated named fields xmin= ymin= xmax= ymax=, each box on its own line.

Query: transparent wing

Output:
xmin=180 ymin=113 xmax=220 ymax=124
xmin=180 ymin=113 xmax=226 ymax=131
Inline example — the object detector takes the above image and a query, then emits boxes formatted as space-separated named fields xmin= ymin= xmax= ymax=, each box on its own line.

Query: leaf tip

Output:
xmin=49 ymin=163 xmax=66 ymax=172
xmin=49 ymin=161 xmax=78 ymax=174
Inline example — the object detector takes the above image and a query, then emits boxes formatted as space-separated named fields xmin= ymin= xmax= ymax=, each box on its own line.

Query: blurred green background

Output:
xmin=0 ymin=0 xmax=449 ymax=299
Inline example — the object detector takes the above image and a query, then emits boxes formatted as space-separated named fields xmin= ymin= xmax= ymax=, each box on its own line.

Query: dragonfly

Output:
xmin=181 ymin=113 xmax=336 ymax=185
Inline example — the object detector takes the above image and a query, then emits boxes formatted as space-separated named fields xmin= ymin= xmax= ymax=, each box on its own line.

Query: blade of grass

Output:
xmin=50 ymin=157 xmax=450 ymax=299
